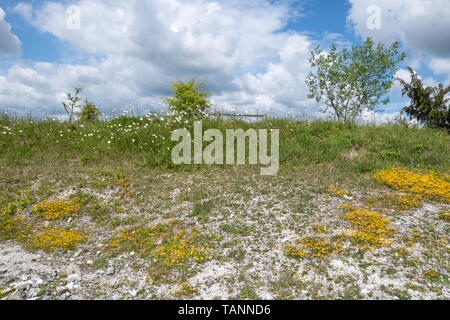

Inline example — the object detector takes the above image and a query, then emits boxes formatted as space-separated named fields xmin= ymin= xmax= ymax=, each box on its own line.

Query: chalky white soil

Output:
xmin=1 ymin=172 xmax=449 ymax=300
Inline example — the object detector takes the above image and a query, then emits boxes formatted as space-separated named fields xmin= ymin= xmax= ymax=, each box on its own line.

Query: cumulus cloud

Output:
xmin=347 ymin=0 xmax=450 ymax=106
xmin=0 ymin=7 xmax=21 ymax=56
xmin=347 ymin=0 xmax=450 ymax=57
xmin=6 ymin=0 xmax=446 ymax=121
xmin=428 ymin=58 xmax=450 ymax=76
xmin=360 ymin=109 xmax=400 ymax=125
xmin=212 ymin=34 xmax=316 ymax=116
xmin=2 ymin=0 xmax=317 ymax=117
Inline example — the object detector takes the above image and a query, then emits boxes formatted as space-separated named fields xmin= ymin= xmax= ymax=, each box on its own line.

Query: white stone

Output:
xmin=56 ymin=286 xmax=70 ymax=296
xmin=15 ymin=281 xmax=32 ymax=291
xmin=67 ymin=274 xmax=81 ymax=283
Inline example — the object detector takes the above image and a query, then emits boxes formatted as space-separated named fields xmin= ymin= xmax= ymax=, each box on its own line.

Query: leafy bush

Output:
xmin=79 ymin=100 xmax=101 ymax=123
xmin=164 ymin=78 xmax=211 ymax=119
xmin=397 ymin=67 xmax=449 ymax=131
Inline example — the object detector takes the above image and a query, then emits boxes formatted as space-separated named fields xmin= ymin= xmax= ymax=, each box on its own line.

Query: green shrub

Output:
xmin=164 ymin=78 xmax=211 ymax=119
xmin=79 ymin=100 xmax=101 ymax=123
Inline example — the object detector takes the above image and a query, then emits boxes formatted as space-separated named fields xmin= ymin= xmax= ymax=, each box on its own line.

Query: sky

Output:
xmin=0 ymin=0 xmax=449 ymax=121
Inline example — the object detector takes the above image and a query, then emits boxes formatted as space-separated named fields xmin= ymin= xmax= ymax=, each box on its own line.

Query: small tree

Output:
xmin=79 ymin=100 xmax=101 ymax=123
xmin=62 ymin=87 xmax=82 ymax=123
xmin=306 ymin=37 xmax=406 ymax=122
xmin=397 ymin=67 xmax=449 ymax=131
xmin=164 ymin=78 xmax=211 ymax=119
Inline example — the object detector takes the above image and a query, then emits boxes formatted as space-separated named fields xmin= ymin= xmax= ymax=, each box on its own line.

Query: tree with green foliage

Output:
xmin=397 ymin=67 xmax=449 ymax=131
xmin=79 ymin=100 xmax=101 ymax=123
xmin=306 ymin=37 xmax=406 ymax=122
xmin=164 ymin=78 xmax=211 ymax=119
xmin=62 ymin=87 xmax=83 ymax=123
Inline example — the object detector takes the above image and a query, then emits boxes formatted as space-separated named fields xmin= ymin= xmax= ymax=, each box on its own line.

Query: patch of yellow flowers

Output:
xmin=31 ymin=198 xmax=81 ymax=220
xmin=1 ymin=197 xmax=85 ymax=251
xmin=115 ymin=179 xmax=133 ymax=197
xmin=0 ymin=213 xmax=30 ymax=240
xmin=105 ymin=223 xmax=209 ymax=268
xmin=438 ymin=209 xmax=450 ymax=221
xmin=400 ymin=228 xmax=424 ymax=248
xmin=153 ymin=231 xmax=209 ymax=267
xmin=341 ymin=205 xmax=395 ymax=250
xmin=373 ymin=168 xmax=450 ymax=203
xmin=30 ymin=227 xmax=84 ymax=251
xmin=107 ymin=226 xmax=157 ymax=251
xmin=366 ymin=192 xmax=423 ymax=212
xmin=174 ymin=282 xmax=198 ymax=297
xmin=328 ymin=186 xmax=349 ymax=197
xmin=282 ymin=223 xmax=341 ymax=259
xmin=423 ymin=269 xmax=438 ymax=280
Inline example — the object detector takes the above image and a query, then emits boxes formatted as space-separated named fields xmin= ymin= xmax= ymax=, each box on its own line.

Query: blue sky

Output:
xmin=0 ymin=0 xmax=449 ymax=121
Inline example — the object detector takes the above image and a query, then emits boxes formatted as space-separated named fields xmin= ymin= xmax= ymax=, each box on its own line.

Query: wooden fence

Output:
xmin=208 ymin=112 xmax=268 ymax=121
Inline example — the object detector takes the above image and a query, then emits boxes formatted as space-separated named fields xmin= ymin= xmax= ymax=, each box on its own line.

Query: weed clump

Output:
xmin=423 ymin=270 xmax=439 ymax=281
xmin=115 ymin=179 xmax=133 ymax=197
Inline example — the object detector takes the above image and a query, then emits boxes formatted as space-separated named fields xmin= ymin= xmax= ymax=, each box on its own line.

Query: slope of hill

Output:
xmin=0 ymin=115 xmax=449 ymax=300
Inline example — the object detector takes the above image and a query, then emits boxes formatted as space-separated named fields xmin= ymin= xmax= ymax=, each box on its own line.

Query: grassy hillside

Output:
xmin=1 ymin=114 xmax=448 ymax=170
xmin=0 ymin=115 xmax=449 ymax=300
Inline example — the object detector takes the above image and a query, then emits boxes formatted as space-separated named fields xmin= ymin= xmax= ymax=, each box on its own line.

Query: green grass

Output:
xmin=1 ymin=115 xmax=448 ymax=177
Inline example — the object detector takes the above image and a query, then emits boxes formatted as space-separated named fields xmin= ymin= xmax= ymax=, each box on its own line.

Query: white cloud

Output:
xmin=212 ymin=34 xmax=316 ymax=116
xmin=0 ymin=7 xmax=21 ymax=56
xmin=360 ymin=109 xmax=400 ymax=125
xmin=12 ymin=2 xmax=32 ymax=21
xmin=2 ymin=0 xmax=316 ymax=117
xmin=428 ymin=58 xmax=450 ymax=75
xmin=347 ymin=0 xmax=450 ymax=57
xmin=395 ymin=68 xmax=413 ymax=83
xmin=5 ymin=0 xmax=444 ymax=122
xmin=347 ymin=0 xmax=450 ymax=105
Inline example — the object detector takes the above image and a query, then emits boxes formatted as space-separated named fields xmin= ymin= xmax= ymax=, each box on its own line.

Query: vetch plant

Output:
xmin=365 ymin=192 xmax=423 ymax=212
xmin=104 ymin=222 xmax=209 ymax=268
xmin=282 ymin=223 xmax=341 ymax=259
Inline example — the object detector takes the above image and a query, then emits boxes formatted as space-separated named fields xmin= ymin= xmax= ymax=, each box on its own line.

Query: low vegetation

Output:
xmin=0 ymin=110 xmax=448 ymax=300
